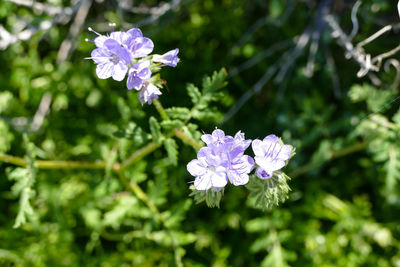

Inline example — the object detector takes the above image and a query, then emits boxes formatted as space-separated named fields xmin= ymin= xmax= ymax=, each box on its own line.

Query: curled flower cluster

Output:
xmin=187 ymin=129 xmax=293 ymax=191
xmin=86 ymin=24 xmax=179 ymax=105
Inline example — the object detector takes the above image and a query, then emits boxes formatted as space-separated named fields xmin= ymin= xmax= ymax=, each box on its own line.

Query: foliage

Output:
xmin=1 ymin=0 xmax=400 ymax=266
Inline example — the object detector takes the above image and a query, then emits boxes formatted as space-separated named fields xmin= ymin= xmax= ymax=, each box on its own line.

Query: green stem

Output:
xmin=153 ymin=99 xmax=170 ymax=121
xmin=119 ymin=141 xmax=159 ymax=172
xmin=153 ymin=98 xmax=204 ymax=150
xmin=174 ymin=129 xmax=203 ymax=150
xmin=0 ymin=154 xmax=117 ymax=170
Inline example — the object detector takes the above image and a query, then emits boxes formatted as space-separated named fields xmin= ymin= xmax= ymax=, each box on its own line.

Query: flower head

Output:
xmin=87 ymin=25 xmax=179 ymax=103
xmin=187 ymin=129 xmax=254 ymax=190
xmin=89 ymin=39 xmax=131 ymax=81
xmin=126 ymin=61 xmax=151 ymax=90
xmin=87 ymin=25 xmax=130 ymax=48
xmin=138 ymin=82 xmax=162 ymax=105
xmin=252 ymin=135 xmax=292 ymax=179
xmin=126 ymin=28 xmax=154 ymax=58
xmin=153 ymin=48 xmax=180 ymax=67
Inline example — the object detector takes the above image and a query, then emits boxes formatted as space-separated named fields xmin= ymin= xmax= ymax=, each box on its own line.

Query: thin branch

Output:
xmin=30 ymin=93 xmax=52 ymax=132
xmin=356 ymin=25 xmax=392 ymax=48
xmin=4 ymin=0 xmax=73 ymax=16
xmin=57 ymin=0 xmax=92 ymax=63
xmin=0 ymin=1 xmax=81 ymax=50
xmin=349 ymin=0 xmax=361 ymax=41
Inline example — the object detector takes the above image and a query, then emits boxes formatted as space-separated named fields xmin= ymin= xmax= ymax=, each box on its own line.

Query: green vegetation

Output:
xmin=0 ymin=0 xmax=400 ymax=266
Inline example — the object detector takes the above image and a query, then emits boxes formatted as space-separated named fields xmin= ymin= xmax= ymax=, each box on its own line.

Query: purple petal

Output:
xmin=212 ymin=129 xmax=225 ymax=139
xmin=127 ymin=28 xmax=143 ymax=39
xmin=277 ymin=145 xmax=292 ymax=161
xmin=126 ymin=75 xmax=143 ymax=90
xmin=94 ymin=35 xmax=108 ymax=47
xmin=129 ymin=37 xmax=154 ymax=57
xmin=256 ymin=168 xmax=272 ymax=179
xmin=201 ymin=134 xmax=214 ymax=145
xmin=112 ymin=63 xmax=128 ymax=81
xmin=91 ymin=48 xmax=111 ymax=64
xmin=210 ymin=171 xmax=228 ymax=188
xmin=138 ymin=67 xmax=151 ymax=80
xmin=153 ymin=48 xmax=180 ymax=67
xmin=252 ymin=139 xmax=264 ymax=157
xmin=256 ymin=158 xmax=285 ymax=173
xmin=104 ymin=39 xmax=120 ymax=50
xmin=227 ymin=171 xmax=249 ymax=186
xmin=115 ymin=46 xmax=132 ymax=64
xmin=194 ymin=173 xmax=212 ymax=190
xmin=139 ymin=82 xmax=162 ymax=105
xmin=263 ymin=134 xmax=279 ymax=143
xmin=187 ymin=159 xmax=206 ymax=176
xmin=109 ymin=31 xmax=130 ymax=45
xmin=134 ymin=60 xmax=151 ymax=71
xmin=96 ymin=62 xmax=114 ymax=79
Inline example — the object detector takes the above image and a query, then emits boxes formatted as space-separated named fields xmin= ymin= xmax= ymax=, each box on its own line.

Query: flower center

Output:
xmin=110 ymin=54 xmax=120 ymax=64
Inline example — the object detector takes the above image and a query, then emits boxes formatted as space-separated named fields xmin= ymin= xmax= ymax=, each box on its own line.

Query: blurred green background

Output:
xmin=1 ymin=0 xmax=400 ymax=266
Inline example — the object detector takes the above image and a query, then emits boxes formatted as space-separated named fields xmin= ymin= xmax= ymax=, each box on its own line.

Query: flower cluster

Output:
xmin=187 ymin=129 xmax=293 ymax=191
xmin=86 ymin=24 xmax=179 ymax=105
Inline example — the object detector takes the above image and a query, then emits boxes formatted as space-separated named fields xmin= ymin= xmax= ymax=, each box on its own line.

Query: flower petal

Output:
xmin=96 ymin=62 xmax=113 ymax=79
xmin=252 ymin=139 xmax=264 ymax=156
xmin=112 ymin=63 xmax=128 ymax=81
xmin=187 ymin=159 xmax=206 ymax=176
xmin=211 ymin=171 xmax=227 ymax=188
xmin=127 ymin=75 xmax=143 ymax=90
xmin=127 ymin=28 xmax=143 ymax=39
xmin=194 ymin=173 xmax=212 ymax=190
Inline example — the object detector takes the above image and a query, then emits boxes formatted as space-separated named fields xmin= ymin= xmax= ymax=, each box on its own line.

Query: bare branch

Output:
xmin=57 ymin=0 xmax=93 ymax=63
xmin=349 ymin=0 xmax=361 ymax=41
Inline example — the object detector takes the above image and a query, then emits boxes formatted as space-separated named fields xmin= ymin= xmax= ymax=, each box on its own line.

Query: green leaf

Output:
xmin=187 ymin=83 xmax=201 ymax=104
xmin=192 ymin=108 xmax=222 ymax=121
xmin=113 ymin=122 xmax=149 ymax=146
xmin=117 ymin=97 xmax=131 ymax=122
xmin=149 ymin=116 xmax=162 ymax=143
xmin=165 ymin=107 xmax=190 ymax=120
xmin=189 ymin=186 xmax=224 ymax=208
xmin=246 ymin=173 xmax=291 ymax=210
xmin=202 ymin=68 xmax=227 ymax=94
xmin=163 ymin=138 xmax=178 ymax=166
xmin=160 ymin=120 xmax=184 ymax=132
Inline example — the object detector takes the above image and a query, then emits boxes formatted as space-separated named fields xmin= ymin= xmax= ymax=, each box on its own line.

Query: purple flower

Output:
xmin=252 ymin=135 xmax=292 ymax=179
xmin=89 ymin=39 xmax=131 ymax=81
xmin=153 ymin=48 xmax=180 ymax=67
xmin=138 ymin=82 xmax=162 ymax=105
xmin=187 ymin=147 xmax=228 ymax=190
xmin=187 ymin=129 xmax=254 ymax=190
xmin=126 ymin=61 xmax=151 ymax=90
xmin=126 ymin=28 xmax=154 ymax=58
xmin=88 ymin=26 xmax=131 ymax=48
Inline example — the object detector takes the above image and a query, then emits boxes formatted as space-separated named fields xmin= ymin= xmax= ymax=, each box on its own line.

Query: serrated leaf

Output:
xmin=149 ymin=116 xmax=162 ymax=143
xmin=113 ymin=122 xmax=148 ymax=146
xmin=163 ymin=138 xmax=178 ymax=166
xmin=187 ymin=83 xmax=201 ymax=104
xmin=189 ymin=186 xmax=224 ymax=208
xmin=147 ymin=174 xmax=168 ymax=206
xmin=160 ymin=120 xmax=184 ymax=132
xmin=202 ymin=68 xmax=227 ymax=94
xmin=246 ymin=173 xmax=291 ymax=210
xmin=117 ymin=97 xmax=131 ymax=122
xmin=165 ymin=107 xmax=190 ymax=120
xmin=192 ymin=108 xmax=222 ymax=121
